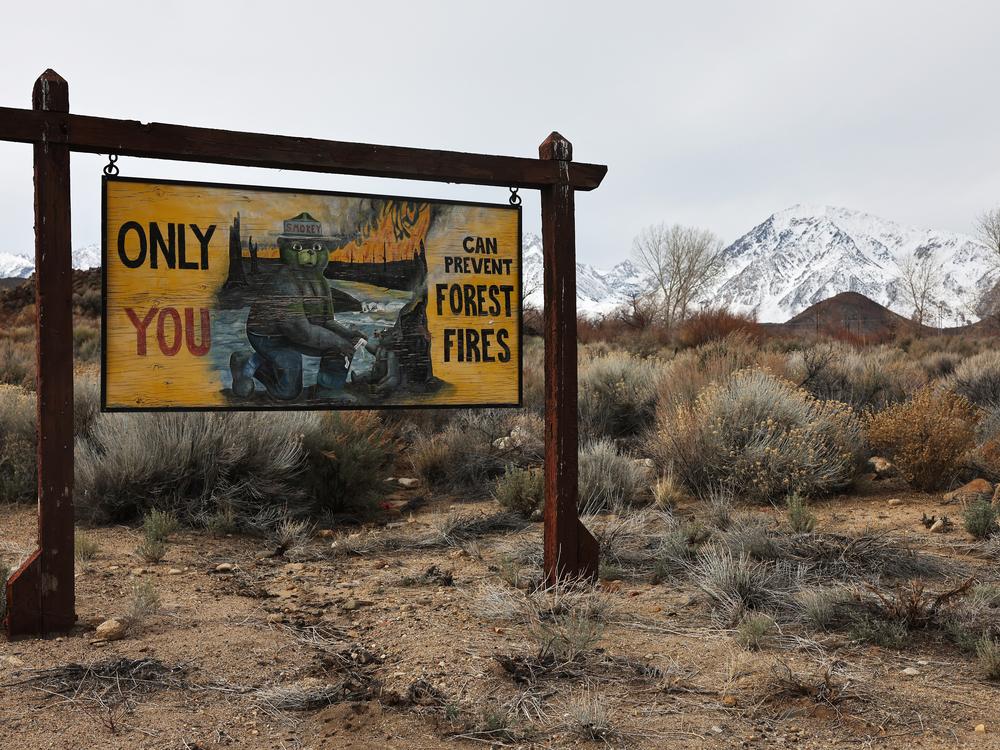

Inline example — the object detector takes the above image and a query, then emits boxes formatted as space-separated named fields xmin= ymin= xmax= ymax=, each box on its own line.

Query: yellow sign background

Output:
xmin=103 ymin=178 xmax=521 ymax=409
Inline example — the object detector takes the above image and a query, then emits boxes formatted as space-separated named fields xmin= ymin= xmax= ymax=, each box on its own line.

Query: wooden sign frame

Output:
xmin=0 ymin=69 xmax=606 ymax=638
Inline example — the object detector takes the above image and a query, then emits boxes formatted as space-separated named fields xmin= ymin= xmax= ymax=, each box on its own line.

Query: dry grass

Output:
xmin=125 ymin=581 xmax=161 ymax=633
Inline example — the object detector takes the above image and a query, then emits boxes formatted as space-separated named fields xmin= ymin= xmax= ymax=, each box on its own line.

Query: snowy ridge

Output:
xmin=0 ymin=242 xmax=101 ymax=278
xmin=710 ymin=205 xmax=992 ymax=326
xmin=522 ymin=207 xmax=992 ymax=326
xmin=521 ymin=233 xmax=652 ymax=317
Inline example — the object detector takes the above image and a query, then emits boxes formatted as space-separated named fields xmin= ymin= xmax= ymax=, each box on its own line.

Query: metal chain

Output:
xmin=508 ymin=187 xmax=521 ymax=206
xmin=103 ymin=154 xmax=119 ymax=176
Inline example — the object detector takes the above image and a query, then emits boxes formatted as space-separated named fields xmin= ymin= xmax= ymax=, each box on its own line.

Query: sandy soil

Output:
xmin=2 ymin=478 xmax=1000 ymax=749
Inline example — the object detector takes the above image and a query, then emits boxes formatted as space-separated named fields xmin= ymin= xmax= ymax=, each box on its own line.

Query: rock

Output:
xmin=215 ymin=563 xmax=235 ymax=573
xmin=901 ymin=667 xmax=920 ymax=676
xmin=887 ymin=498 xmax=904 ymax=507
xmin=342 ymin=599 xmax=372 ymax=611
xmin=130 ymin=567 xmax=145 ymax=575
xmin=397 ymin=477 xmax=420 ymax=488
xmin=167 ymin=568 xmax=182 ymax=575
xmin=266 ymin=613 xmax=285 ymax=624
xmin=95 ymin=618 xmax=127 ymax=642
xmin=929 ymin=518 xmax=946 ymax=533
xmin=317 ymin=529 xmax=336 ymax=539
xmin=721 ymin=694 xmax=738 ymax=707
xmin=944 ymin=478 xmax=993 ymax=503
xmin=869 ymin=456 xmax=896 ymax=478
xmin=975 ymin=724 xmax=986 ymax=734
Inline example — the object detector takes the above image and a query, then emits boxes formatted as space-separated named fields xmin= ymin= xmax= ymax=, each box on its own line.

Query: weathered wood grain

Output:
xmin=540 ymin=132 xmax=598 ymax=584
xmin=5 ymin=70 xmax=76 ymax=637
xmin=0 ymin=107 xmax=608 ymax=191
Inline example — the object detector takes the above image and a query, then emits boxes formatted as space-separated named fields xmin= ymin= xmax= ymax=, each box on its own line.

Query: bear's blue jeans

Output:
xmin=246 ymin=332 xmax=349 ymax=400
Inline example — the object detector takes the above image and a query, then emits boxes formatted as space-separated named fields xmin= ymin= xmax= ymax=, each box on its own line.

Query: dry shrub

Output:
xmin=969 ymin=403 xmax=1000 ymax=480
xmin=577 ymin=313 xmax=671 ymax=354
xmin=949 ymin=350 xmax=1000 ymax=407
xmin=578 ymin=439 xmax=649 ymax=512
xmin=977 ymin=637 xmax=1000 ymax=680
xmin=656 ymin=369 xmax=864 ymax=503
xmin=963 ymin=500 xmax=998 ymax=540
xmin=0 ymin=386 xmax=37 ymax=503
xmin=520 ymin=337 xmax=545 ymax=415
xmin=76 ymin=411 xmax=393 ymax=529
xmin=656 ymin=334 xmax=762 ymax=414
xmin=73 ymin=321 xmax=101 ymax=362
xmin=0 ymin=338 xmax=34 ymax=389
xmin=818 ymin=324 xmax=896 ymax=347
xmin=920 ymin=351 xmax=960 ymax=380
xmin=789 ymin=343 xmax=924 ymax=413
xmin=493 ymin=467 xmax=543 ymax=518
xmin=410 ymin=410 xmax=542 ymax=493
xmin=865 ymin=387 xmax=979 ymax=491
xmin=675 ymin=308 xmax=764 ymax=349
xmin=301 ymin=412 xmax=397 ymax=515
xmin=690 ymin=547 xmax=803 ymax=625
xmin=578 ymin=351 xmax=660 ymax=440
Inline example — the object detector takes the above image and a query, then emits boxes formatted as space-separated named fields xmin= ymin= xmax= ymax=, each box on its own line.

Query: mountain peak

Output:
xmin=714 ymin=206 xmax=988 ymax=326
xmin=0 ymin=244 xmax=101 ymax=279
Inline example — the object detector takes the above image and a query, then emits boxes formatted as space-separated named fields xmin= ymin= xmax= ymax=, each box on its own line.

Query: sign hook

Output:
xmin=103 ymin=154 xmax=119 ymax=176
xmin=508 ymin=187 xmax=521 ymax=206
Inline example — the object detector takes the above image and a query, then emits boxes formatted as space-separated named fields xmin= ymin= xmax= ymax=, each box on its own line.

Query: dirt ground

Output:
xmin=2 ymin=478 xmax=1000 ymax=749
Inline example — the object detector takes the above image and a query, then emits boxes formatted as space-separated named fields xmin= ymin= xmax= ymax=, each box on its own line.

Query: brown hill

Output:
xmin=773 ymin=291 xmax=920 ymax=339
xmin=0 ymin=268 xmax=101 ymax=319
xmin=770 ymin=291 xmax=1000 ymax=339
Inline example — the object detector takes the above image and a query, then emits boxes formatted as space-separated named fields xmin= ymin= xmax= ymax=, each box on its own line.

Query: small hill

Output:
xmin=771 ymin=291 xmax=1000 ymax=339
xmin=0 ymin=268 xmax=101 ymax=319
xmin=774 ymin=291 xmax=920 ymax=338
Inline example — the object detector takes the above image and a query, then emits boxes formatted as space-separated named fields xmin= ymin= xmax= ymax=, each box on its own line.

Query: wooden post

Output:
xmin=539 ymin=132 xmax=598 ymax=584
xmin=5 ymin=69 xmax=76 ymax=637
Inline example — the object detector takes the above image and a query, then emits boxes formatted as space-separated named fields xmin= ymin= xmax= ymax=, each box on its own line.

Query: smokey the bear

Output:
xmin=229 ymin=216 xmax=366 ymax=400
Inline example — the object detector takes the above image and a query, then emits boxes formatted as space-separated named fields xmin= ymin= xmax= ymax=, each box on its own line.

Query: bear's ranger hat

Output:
xmin=277 ymin=212 xmax=346 ymax=245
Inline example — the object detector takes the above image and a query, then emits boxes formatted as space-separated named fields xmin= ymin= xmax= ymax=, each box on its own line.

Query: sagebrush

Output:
xmin=865 ymin=387 xmax=978 ymax=491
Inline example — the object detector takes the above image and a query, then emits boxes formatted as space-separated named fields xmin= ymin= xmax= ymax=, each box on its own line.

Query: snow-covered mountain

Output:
xmin=0 ymin=242 xmax=101 ymax=278
xmin=0 ymin=251 xmax=36 ymax=279
xmin=711 ymin=205 xmax=992 ymax=326
xmin=521 ymin=233 xmax=651 ymax=317
xmin=523 ymin=207 xmax=993 ymax=326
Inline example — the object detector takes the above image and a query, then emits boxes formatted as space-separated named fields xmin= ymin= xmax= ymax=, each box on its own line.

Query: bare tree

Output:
xmin=614 ymin=289 xmax=660 ymax=330
xmin=631 ymin=223 xmax=725 ymax=329
xmin=897 ymin=249 xmax=943 ymax=327
xmin=978 ymin=208 xmax=1000 ymax=266
xmin=974 ymin=208 xmax=1000 ymax=324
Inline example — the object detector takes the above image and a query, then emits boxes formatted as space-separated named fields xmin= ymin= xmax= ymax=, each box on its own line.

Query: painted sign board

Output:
xmin=102 ymin=177 xmax=522 ymax=410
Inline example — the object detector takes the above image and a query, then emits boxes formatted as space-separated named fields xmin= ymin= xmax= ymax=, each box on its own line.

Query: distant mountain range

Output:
xmin=523 ymin=206 xmax=993 ymax=326
xmin=521 ymin=234 xmax=651 ymax=317
xmin=3 ymin=208 xmax=994 ymax=327
xmin=712 ymin=205 xmax=992 ymax=327
xmin=0 ymin=243 xmax=101 ymax=278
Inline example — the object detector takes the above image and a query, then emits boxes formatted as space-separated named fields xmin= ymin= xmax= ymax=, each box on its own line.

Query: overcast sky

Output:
xmin=1 ymin=1 xmax=998 ymax=265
